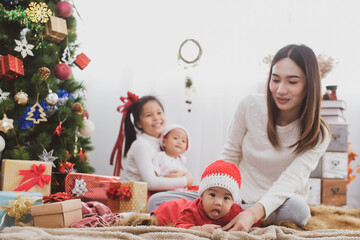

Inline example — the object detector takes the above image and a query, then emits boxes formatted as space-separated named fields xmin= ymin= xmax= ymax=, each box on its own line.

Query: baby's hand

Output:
xmin=200 ymin=224 xmax=221 ymax=234
xmin=163 ymin=170 xmax=186 ymax=178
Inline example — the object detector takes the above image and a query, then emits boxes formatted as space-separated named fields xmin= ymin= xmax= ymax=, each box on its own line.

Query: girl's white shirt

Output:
xmin=121 ymin=133 xmax=187 ymax=191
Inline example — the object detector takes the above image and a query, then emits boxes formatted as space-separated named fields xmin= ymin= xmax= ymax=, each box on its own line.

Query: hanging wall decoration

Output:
xmin=177 ymin=39 xmax=202 ymax=112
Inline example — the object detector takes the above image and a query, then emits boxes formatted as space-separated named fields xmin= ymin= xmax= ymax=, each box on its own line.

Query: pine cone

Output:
xmin=72 ymin=102 xmax=84 ymax=115
xmin=38 ymin=67 xmax=51 ymax=80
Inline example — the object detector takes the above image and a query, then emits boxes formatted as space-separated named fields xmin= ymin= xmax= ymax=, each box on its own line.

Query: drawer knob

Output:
xmin=331 ymin=187 xmax=340 ymax=194
xmin=331 ymin=160 xmax=340 ymax=166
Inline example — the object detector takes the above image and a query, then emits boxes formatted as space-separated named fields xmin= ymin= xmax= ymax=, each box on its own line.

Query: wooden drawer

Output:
xmin=321 ymin=179 xmax=347 ymax=206
xmin=322 ymin=152 xmax=348 ymax=179
xmin=327 ymin=124 xmax=348 ymax=152
xmin=307 ymin=178 xmax=321 ymax=205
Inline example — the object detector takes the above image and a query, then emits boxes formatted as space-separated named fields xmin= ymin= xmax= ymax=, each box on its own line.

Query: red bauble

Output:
xmin=57 ymin=1 xmax=73 ymax=18
xmin=54 ymin=63 xmax=71 ymax=81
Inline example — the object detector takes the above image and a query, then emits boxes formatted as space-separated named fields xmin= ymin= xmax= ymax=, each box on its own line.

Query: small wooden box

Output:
xmin=307 ymin=178 xmax=321 ymax=205
xmin=321 ymin=179 xmax=347 ymax=206
xmin=31 ymin=199 xmax=82 ymax=228
xmin=327 ymin=124 xmax=348 ymax=152
xmin=322 ymin=152 xmax=348 ymax=179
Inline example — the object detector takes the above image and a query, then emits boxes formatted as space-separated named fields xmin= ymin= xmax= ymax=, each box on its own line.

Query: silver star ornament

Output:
xmin=38 ymin=148 xmax=58 ymax=167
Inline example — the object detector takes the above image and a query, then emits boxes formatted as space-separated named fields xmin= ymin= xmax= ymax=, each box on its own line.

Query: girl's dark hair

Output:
xmin=266 ymin=44 xmax=330 ymax=154
xmin=123 ymin=95 xmax=164 ymax=157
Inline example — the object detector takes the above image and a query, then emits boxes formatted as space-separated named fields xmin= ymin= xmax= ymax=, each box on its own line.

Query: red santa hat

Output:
xmin=198 ymin=160 xmax=241 ymax=201
xmin=160 ymin=124 xmax=190 ymax=151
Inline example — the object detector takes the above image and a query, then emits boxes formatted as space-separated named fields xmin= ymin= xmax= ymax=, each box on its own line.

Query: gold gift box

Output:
xmin=45 ymin=16 xmax=68 ymax=43
xmin=1 ymin=159 xmax=52 ymax=196
xmin=107 ymin=181 xmax=148 ymax=213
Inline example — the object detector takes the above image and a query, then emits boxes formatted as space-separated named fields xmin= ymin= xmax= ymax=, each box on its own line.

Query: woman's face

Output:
xmin=136 ymin=100 xmax=165 ymax=138
xmin=269 ymin=57 xmax=307 ymax=121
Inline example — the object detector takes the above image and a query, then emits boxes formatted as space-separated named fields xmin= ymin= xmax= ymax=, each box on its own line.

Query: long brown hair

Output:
xmin=266 ymin=44 xmax=330 ymax=154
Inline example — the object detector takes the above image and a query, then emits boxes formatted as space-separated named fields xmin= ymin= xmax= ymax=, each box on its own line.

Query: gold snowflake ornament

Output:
xmin=0 ymin=114 xmax=14 ymax=134
xmin=26 ymin=2 xmax=52 ymax=23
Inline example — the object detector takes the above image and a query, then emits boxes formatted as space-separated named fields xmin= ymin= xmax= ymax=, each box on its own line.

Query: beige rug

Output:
xmin=1 ymin=205 xmax=360 ymax=239
xmin=2 ymin=225 xmax=360 ymax=240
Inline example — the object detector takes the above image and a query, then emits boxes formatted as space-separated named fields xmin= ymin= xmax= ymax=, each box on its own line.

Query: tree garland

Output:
xmin=0 ymin=3 xmax=47 ymax=49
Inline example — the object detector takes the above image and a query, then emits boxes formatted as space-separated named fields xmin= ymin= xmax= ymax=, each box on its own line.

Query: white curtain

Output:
xmin=74 ymin=0 xmax=360 ymax=207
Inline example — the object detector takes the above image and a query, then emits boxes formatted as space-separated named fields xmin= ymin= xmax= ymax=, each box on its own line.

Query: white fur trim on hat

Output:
xmin=198 ymin=173 xmax=240 ymax=201
xmin=160 ymin=124 xmax=190 ymax=151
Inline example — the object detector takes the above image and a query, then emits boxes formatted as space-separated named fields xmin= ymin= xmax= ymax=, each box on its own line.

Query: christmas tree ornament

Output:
xmin=0 ymin=54 xmax=25 ymax=81
xmin=0 ymin=88 xmax=10 ymax=102
xmin=73 ymin=128 xmax=78 ymax=156
xmin=83 ymin=110 xmax=89 ymax=120
xmin=45 ymin=105 xmax=58 ymax=117
xmin=79 ymin=119 xmax=95 ymax=136
xmin=61 ymin=43 xmax=78 ymax=65
xmin=14 ymin=90 xmax=29 ymax=105
xmin=72 ymin=179 xmax=88 ymax=197
xmin=46 ymin=90 xmax=59 ymax=105
xmin=45 ymin=16 xmax=68 ymax=43
xmin=25 ymin=95 xmax=48 ymax=124
xmin=0 ymin=135 xmax=5 ymax=152
xmin=53 ymin=122 xmax=65 ymax=136
xmin=72 ymin=102 xmax=83 ymax=115
xmin=78 ymin=148 xmax=87 ymax=162
xmin=54 ymin=63 xmax=71 ymax=81
xmin=74 ymin=52 xmax=91 ymax=70
xmin=38 ymin=67 xmax=51 ymax=80
xmin=57 ymin=1 xmax=73 ymax=18
xmin=58 ymin=159 xmax=74 ymax=173
xmin=39 ymin=148 xmax=58 ymax=167
xmin=14 ymin=37 xmax=34 ymax=58
xmin=25 ymin=2 xmax=52 ymax=23
xmin=0 ymin=114 xmax=14 ymax=133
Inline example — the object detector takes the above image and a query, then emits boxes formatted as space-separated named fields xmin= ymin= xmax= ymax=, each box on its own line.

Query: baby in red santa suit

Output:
xmin=150 ymin=160 xmax=262 ymax=233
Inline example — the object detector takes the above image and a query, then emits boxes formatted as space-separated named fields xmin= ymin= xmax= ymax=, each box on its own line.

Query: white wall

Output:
xmin=73 ymin=0 xmax=360 ymax=207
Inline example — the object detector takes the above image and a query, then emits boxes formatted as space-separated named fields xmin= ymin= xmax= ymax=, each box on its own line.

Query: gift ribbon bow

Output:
xmin=14 ymin=164 xmax=51 ymax=191
xmin=0 ymin=194 xmax=41 ymax=227
xmin=110 ymin=91 xmax=139 ymax=176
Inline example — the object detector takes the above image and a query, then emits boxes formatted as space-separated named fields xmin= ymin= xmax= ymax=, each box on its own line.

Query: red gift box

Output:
xmin=64 ymin=173 xmax=120 ymax=204
xmin=74 ymin=53 xmax=91 ymax=70
xmin=0 ymin=54 xmax=25 ymax=81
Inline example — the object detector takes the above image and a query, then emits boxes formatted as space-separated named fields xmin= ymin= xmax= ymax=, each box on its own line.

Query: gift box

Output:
xmin=107 ymin=181 xmax=147 ymax=213
xmin=0 ymin=54 xmax=25 ymax=81
xmin=31 ymin=199 xmax=82 ymax=228
xmin=45 ymin=16 xmax=68 ymax=43
xmin=74 ymin=53 xmax=91 ymax=70
xmin=65 ymin=173 xmax=120 ymax=204
xmin=0 ymin=191 xmax=43 ymax=229
xmin=1 ymin=159 xmax=52 ymax=196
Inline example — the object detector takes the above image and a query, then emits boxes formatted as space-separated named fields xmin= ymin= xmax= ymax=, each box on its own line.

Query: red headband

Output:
xmin=110 ymin=91 xmax=139 ymax=176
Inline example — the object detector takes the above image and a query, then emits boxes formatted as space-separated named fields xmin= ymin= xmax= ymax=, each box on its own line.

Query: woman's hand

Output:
xmin=190 ymin=224 xmax=221 ymax=234
xmin=222 ymin=203 xmax=265 ymax=232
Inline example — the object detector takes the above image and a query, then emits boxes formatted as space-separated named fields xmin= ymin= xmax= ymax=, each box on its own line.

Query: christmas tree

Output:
xmin=0 ymin=0 xmax=95 ymax=191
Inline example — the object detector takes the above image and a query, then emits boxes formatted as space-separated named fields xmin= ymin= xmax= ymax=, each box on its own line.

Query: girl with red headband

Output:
xmin=110 ymin=93 xmax=193 ymax=192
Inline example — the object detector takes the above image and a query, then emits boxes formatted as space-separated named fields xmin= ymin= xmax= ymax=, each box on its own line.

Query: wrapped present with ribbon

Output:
xmin=106 ymin=181 xmax=147 ymax=213
xmin=1 ymin=159 xmax=52 ymax=196
xmin=0 ymin=54 xmax=25 ymax=81
xmin=0 ymin=191 xmax=42 ymax=229
xmin=64 ymin=173 xmax=120 ymax=204
xmin=45 ymin=16 xmax=68 ymax=43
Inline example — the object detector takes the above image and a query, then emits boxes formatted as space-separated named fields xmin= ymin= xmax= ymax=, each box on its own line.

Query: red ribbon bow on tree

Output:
xmin=14 ymin=164 xmax=51 ymax=191
xmin=110 ymin=91 xmax=139 ymax=176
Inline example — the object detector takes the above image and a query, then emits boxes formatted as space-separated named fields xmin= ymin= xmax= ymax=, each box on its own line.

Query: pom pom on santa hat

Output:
xmin=198 ymin=160 xmax=241 ymax=201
